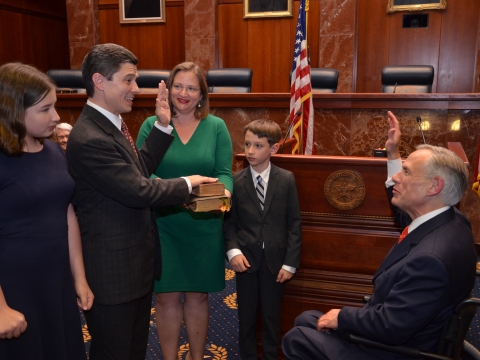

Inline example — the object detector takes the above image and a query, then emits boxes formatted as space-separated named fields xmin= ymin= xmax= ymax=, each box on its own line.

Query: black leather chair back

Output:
xmin=437 ymin=298 xmax=479 ymax=359
xmin=206 ymin=68 xmax=252 ymax=93
xmin=381 ymin=65 xmax=434 ymax=93
xmin=47 ymin=69 xmax=86 ymax=93
xmin=136 ymin=70 xmax=171 ymax=88
xmin=310 ymin=68 xmax=339 ymax=93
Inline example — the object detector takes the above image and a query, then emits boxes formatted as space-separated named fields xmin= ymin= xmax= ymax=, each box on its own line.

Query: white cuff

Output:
xmin=227 ymin=249 xmax=243 ymax=262
xmin=153 ymin=121 xmax=173 ymax=134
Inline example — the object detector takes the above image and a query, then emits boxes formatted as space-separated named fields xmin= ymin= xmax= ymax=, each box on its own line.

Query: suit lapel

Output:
xmin=83 ymin=106 xmax=143 ymax=171
xmin=243 ymin=167 xmax=264 ymax=215
xmin=373 ymin=207 xmax=455 ymax=280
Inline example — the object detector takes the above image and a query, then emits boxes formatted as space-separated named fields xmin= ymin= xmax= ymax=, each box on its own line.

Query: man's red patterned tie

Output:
xmin=121 ymin=120 xmax=138 ymax=158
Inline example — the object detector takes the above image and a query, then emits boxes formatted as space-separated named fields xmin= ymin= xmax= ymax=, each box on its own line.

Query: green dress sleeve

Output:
xmin=136 ymin=115 xmax=160 ymax=179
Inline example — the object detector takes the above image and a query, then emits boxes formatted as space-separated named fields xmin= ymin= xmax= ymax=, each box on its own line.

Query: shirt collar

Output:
xmin=87 ymin=100 xmax=122 ymax=131
xmin=408 ymin=206 xmax=450 ymax=233
xmin=250 ymin=163 xmax=271 ymax=184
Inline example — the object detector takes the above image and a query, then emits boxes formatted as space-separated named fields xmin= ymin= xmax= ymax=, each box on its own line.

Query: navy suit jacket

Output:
xmin=67 ymin=105 xmax=189 ymax=305
xmin=224 ymin=164 xmax=302 ymax=274
xmin=336 ymin=187 xmax=476 ymax=359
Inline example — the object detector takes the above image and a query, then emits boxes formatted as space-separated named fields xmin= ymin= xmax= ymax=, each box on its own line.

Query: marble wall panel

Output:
xmin=184 ymin=0 xmax=216 ymax=70
xmin=350 ymin=109 xmax=450 ymax=157
xmin=185 ymin=38 xmax=217 ymax=72
xmin=318 ymin=0 xmax=355 ymax=93
xmin=319 ymin=34 xmax=354 ymax=93
xmin=314 ymin=109 xmax=350 ymax=156
xmin=66 ymin=0 xmax=100 ymax=69
xmin=319 ymin=0 xmax=356 ymax=35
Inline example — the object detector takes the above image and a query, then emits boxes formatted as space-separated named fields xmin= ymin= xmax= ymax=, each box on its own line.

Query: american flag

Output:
xmin=289 ymin=0 xmax=314 ymax=155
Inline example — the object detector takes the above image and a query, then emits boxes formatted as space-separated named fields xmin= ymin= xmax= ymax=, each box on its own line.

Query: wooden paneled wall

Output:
xmin=1 ymin=0 xmax=479 ymax=92
xmin=98 ymin=0 xmax=185 ymax=70
xmin=356 ymin=0 xmax=480 ymax=93
xmin=217 ymin=0 xmax=320 ymax=93
xmin=0 ymin=0 xmax=70 ymax=71
xmin=94 ymin=0 xmax=480 ymax=93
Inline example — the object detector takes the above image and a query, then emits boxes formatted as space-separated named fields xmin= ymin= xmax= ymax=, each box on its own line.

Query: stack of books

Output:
xmin=188 ymin=182 xmax=231 ymax=212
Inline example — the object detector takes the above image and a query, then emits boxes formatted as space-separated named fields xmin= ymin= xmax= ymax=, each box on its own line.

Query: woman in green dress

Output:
xmin=136 ymin=62 xmax=233 ymax=360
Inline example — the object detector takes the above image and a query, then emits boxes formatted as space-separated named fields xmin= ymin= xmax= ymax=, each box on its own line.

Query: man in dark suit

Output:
xmin=282 ymin=111 xmax=477 ymax=360
xmin=66 ymin=43 xmax=216 ymax=360
xmin=224 ymin=119 xmax=302 ymax=360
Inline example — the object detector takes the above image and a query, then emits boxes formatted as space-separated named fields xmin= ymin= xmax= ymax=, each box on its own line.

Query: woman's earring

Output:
xmin=197 ymin=102 xmax=201 ymax=108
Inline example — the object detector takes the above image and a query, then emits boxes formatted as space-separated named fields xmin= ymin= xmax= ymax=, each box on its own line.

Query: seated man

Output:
xmin=282 ymin=111 xmax=477 ymax=360
xmin=54 ymin=122 xmax=73 ymax=153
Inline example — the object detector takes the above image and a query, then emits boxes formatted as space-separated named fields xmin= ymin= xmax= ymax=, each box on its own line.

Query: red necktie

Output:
xmin=120 ymin=120 xmax=138 ymax=158
xmin=398 ymin=226 xmax=409 ymax=244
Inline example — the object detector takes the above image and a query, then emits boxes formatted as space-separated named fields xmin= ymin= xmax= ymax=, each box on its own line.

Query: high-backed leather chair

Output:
xmin=136 ymin=69 xmax=171 ymax=88
xmin=349 ymin=296 xmax=480 ymax=360
xmin=47 ymin=69 xmax=86 ymax=94
xmin=310 ymin=68 xmax=339 ymax=93
xmin=381 ymin=65 xmax=434 ymax=93
xmin=206 ymin=68 xmax=252 ymax=93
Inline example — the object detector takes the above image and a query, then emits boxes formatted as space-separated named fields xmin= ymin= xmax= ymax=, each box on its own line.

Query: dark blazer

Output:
xmin=224 ymin=164 xmax=302 ymax=274
xmin=66 ymin=105 xmax=189 ymax=305
xmin=336 ymin=187 xmax=477 ymax=359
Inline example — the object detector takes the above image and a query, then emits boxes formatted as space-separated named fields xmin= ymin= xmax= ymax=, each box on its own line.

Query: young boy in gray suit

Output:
xmin=224 ymin=119 xmax=302 ymax=360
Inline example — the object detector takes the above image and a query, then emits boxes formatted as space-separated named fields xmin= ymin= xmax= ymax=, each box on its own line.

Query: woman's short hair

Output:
xmin=166 ymin=62 xmax=209 ymax=119
xmin=0 ymin=62 xmax=56 ymax=156
xmin=418 ymin=144 xmax=469 ymax=206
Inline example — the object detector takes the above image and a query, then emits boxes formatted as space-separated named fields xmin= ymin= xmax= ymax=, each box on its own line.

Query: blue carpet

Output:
xmin=80 ymin=262 xmax=240 ymax=359
xmin=80 ymin=262 xmax=480 ymax=359
xmin=463 ymin=270 xmax=480 ymax=360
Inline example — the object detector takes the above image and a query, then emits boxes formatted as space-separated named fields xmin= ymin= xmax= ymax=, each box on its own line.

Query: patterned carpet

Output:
xmin=463 ymin=272 xmax=480 ymax=360
xmin=80 ymin=262 xmax=240 ymax=360
xmin=79 ymin=262 xmax=480 ymax=359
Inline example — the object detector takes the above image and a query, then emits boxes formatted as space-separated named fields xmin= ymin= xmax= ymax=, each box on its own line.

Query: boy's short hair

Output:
xmin=244 ymin=119 xmax=282 ymax=146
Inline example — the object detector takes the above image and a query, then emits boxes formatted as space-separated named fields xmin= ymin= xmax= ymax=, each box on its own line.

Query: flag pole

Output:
xmin=300 ymin=104 xmax=304 ymax=154
xmin=300 ymin=0 xmax=310 ymax=155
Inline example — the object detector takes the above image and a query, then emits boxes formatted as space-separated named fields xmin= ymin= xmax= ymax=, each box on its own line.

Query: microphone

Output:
xmin=416 ymin=116 xmax=427 ymax=144
xmin=393 ymin=82 xmax=397 ymax=93
xmin=280 ymin=110 xmax=302 ymax=153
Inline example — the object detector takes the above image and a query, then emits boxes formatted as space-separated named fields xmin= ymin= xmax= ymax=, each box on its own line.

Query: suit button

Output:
xmin=262 ymin=223 xmax=266 ymax=227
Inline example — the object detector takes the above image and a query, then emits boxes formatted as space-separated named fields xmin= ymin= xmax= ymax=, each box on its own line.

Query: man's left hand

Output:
xmin=317 ymin=309 xmax=340 ymax=332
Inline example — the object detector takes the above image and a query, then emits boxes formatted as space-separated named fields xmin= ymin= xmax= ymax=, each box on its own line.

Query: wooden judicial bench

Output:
xmin=55 ymin=92 xmax=480 ymax=348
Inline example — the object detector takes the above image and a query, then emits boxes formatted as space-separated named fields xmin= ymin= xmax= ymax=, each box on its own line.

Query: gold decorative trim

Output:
xmin=243 ymin=0 xmax=293 ymax=19
xmin=387 ymin=0 xmax=447 ymax=13
xmin=324 ymin=170 xmax=366 ymax=210
xmin=177 ymin=343 xmax=228 ymax=359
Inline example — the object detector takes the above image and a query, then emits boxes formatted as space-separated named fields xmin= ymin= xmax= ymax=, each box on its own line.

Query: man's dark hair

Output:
xmin=82 ymin=43 xmax=138 ymax=97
